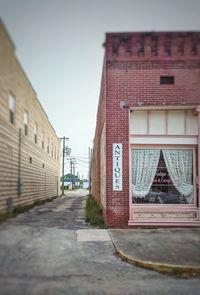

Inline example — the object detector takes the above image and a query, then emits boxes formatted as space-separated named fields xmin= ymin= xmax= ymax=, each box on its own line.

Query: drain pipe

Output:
xmin=18 ymin=128 xmax=23 ymax=195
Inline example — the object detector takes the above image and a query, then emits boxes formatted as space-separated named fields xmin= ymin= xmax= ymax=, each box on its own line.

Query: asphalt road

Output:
xmin=0 ymin=189 xmax=199 ymax=295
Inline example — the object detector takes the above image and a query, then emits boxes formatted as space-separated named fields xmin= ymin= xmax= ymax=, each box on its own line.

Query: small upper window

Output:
xmin=9 ymin=95 xmax=15 ymax=124
xmin=160 ymin=76 xmax=174 ymax=85
xmin=34 ymin=122 xmax=38 ymax=144
xmin=42 ymin=131 xmax=45 ymax=149
xmin=47 ymin=137 xmax=50 ymax=153
xmin=24 ymin=111 xmax=28 ymax=135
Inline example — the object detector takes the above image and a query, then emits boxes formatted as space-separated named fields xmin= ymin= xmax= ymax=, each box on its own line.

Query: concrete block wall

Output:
xmin=0 ymin=21 xmax=60 ymax=215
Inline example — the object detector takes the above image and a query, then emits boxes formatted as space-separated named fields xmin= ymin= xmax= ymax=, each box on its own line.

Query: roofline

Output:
xmin=0 ymin=18 xmax=15 ymax=51
xmin=0 ymin=19 xmax=59 ymax=140
xmin=106 ymin=30 xmax=200 ymax=36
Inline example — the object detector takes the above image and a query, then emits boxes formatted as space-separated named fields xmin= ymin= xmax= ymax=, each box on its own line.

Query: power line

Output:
xmin=76 ymin=162 xmax=88 ymax=168
xmin=75 ymin=159 xmax=88 ymax=164
xmin=70 ymin=155 xmax=88 ymax=160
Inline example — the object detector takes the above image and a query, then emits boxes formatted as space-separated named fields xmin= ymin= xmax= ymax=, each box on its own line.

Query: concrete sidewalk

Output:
xmin=108 ymin=228 xmax=200 ymax=276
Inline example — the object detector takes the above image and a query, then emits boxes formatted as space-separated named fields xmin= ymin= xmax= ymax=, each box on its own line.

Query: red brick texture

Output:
xmin=91 ymin=58 xmax=106 ymax=205
xmin=92 ymin=32 xmax=200 ymax=228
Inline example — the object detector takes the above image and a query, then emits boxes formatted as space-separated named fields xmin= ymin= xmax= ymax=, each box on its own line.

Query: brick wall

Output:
xmin=91 ymin=58 xmax=106 ymax=205
xmin=93 ymin=32 xmax=200 ymax=227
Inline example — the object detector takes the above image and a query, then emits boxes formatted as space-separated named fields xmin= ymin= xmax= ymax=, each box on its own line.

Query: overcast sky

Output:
xmin=0 ymin=0 xmax=200 ymax=178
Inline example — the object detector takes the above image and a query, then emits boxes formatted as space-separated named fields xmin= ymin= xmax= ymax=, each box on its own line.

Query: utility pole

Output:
xmin=73 ymin=161 xmax=76 ymax=188
xmin=69 ymin=158 xmax=76 ymax=189
xmin=88 ymin=147 xmax=92 ymax=192
xmin=70 ymin=159 xmax=73 ymax=189
xmin=59 ymin=136 xmax=69 ymax=195
xmin=77 ymin=172 xmax=79 ymax=188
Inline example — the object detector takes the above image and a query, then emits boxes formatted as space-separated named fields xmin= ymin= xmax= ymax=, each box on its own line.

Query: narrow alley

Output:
xmin=0 ymin=190 xmax=199 ymax=295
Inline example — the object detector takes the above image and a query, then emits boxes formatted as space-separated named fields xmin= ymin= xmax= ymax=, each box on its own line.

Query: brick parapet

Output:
xmin=105 ymin=32 xmax=200 ymax=62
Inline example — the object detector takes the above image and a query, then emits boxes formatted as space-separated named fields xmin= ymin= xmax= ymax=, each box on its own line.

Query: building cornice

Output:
xmin=105 ymin=32 xmax=200 ymax=62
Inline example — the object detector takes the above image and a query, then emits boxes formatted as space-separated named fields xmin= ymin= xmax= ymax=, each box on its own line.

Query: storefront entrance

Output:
xmin=129 ymin=108 xmax=200 ymax=226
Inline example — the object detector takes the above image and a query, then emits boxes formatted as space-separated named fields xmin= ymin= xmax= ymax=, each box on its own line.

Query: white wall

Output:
xmin=130 ymin=109 xmax=198 ymax=136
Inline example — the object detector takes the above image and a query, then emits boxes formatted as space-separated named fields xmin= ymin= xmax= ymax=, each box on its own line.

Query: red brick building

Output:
xmin=92 ymin=32 xmax=200 ymax=228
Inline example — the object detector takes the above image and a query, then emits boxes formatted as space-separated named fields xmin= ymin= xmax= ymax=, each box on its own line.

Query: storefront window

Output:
xmin=132 ymin=149 xmax=194 ymax=205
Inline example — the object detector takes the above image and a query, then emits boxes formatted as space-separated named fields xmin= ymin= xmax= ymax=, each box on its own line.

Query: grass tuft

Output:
xmin=85 ymin=194 xmax=106 ymax=228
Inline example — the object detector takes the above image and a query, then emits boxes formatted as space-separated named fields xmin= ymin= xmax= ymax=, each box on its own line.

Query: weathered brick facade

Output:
xmin=92 ymin=32 xmax=200 ymax=228
xmin=0 ymin=21 xmax=60 ymax=215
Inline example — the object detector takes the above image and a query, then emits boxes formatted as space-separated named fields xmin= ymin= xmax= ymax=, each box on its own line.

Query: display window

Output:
xmin=132 ymin=148 xmax=194 ymax=205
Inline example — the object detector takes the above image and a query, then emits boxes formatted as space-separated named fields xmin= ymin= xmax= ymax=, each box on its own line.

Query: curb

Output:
xmin=107 ymin=230 xmax=200 ymax=277
xmin=116 ymin=249 xmax=200 ymax=277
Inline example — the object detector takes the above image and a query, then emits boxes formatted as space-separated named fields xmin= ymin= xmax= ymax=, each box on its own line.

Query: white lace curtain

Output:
xmin=132 ymin=149 xmax=160 ymax=198
xmin=162 ymin=150 xmax=193 ymax=198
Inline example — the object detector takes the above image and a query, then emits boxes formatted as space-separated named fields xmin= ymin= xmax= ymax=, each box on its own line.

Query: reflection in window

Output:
xmin=9 ymin=95 xmax=15 ymax=124
xmin=24 ymin=111 xmax=28 ymax=135
xmin=132 ymin=149 xmax=194 ymax=205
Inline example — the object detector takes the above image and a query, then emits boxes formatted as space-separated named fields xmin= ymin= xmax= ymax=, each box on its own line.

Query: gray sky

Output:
xmin=0 ymin=0 xmax=200 ymax=178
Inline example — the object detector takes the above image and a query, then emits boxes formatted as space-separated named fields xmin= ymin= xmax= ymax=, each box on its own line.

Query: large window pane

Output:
xmin=132 ymin=149 xmax=194 ymax=204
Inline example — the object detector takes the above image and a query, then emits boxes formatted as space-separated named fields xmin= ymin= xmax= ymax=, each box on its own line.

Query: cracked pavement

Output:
xmin=0 ymin=189 xmax=199 ymax=295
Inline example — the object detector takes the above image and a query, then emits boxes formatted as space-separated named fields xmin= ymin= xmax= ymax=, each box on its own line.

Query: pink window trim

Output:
xmin=129 ymin=144 xmax=197 ymax=208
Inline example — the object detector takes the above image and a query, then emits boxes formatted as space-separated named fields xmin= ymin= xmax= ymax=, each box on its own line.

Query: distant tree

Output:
xmin=60 ymin=174 xmax=79 ymax=182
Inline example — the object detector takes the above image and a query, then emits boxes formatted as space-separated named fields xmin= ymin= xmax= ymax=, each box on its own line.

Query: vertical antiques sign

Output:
xmin=113 ymin=143 xmax=122 ymax=191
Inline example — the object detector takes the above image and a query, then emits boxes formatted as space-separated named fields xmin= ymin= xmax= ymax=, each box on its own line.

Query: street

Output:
xmin=0 ymin=189 xmax=199 ymax=295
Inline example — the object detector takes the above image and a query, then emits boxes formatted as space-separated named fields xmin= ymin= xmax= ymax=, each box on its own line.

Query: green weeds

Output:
xmin=85 ymin=194 xmax=106 ymax=228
